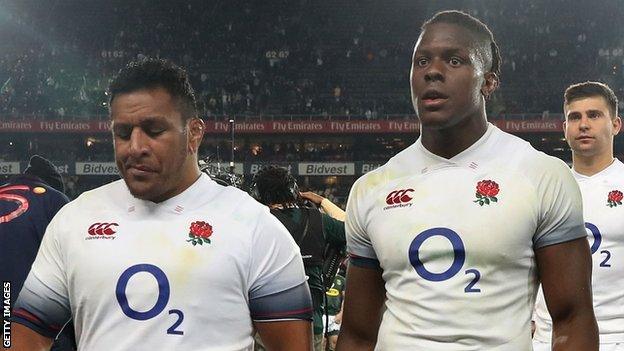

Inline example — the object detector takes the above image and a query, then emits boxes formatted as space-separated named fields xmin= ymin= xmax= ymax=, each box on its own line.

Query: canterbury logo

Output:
xmin=386 ymin=189 xmax=414 ymax=205
xmin=88 ymin=223 xmax=119 ymax=235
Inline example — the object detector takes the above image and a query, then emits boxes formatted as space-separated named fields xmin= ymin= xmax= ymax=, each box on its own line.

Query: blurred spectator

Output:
xmin=0 ymin=155 xmax=75 ymax=350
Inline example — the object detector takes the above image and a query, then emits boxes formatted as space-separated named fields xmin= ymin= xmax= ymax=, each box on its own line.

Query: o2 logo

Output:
xmin=0 ymin=185 xmax=30 ymax=223
xmin=585 ymin=222 xmax=611 ymax=268
xmin=408 ymin=228 xmax=481 ymax=293
xmin=116 ymin=264 xmax=184 ymax=335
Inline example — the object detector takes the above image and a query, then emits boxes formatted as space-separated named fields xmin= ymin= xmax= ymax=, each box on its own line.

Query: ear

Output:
xmin=187 ymin=118 xmax=205 ymax=154
xmin=481 ymin=72 xmax=499 ymax=100
xmin=613 ymin=116 xmax=622 ymax=136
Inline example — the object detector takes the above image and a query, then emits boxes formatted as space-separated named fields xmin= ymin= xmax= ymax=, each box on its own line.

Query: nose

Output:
xmin=128 ymin=128 xmax=150 ymax=158
xmin=579 ymin=115 xmax=590 ymax=131
xmin=424 ymin=58 xmax=445 ymax=83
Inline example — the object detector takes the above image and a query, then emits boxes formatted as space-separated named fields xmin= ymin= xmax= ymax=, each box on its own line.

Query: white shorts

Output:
xmin=533 ymin=340 xmax=624 ymax=351
xmin=322 ymin=315 xmax=341 ymax=334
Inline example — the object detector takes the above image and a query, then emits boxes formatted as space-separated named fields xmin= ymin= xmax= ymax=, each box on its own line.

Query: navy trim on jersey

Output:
xmin=12 ymin=308 xmax=62 ymax=338
xmin=250 ymin=282 xmax=313 ymax=322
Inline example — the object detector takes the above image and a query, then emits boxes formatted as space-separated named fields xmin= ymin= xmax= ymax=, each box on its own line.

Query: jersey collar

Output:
xmin=415 ymin=122 xmax=497 ymax=168
xmin=572 ymin=158 xmax=622 ymax=181
xmin=126 ymin=173 xmax=217 ymax=215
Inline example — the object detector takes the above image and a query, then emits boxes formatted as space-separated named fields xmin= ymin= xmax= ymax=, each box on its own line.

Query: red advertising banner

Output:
xmin=0 ymin=120 xmax=112 ymax=132
xmin=0 ymin=118 xmax=563 ymax=134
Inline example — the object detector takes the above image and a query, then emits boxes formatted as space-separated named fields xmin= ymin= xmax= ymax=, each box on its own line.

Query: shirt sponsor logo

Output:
xmin=384 ymin=189 xmax=414 ymax=210
xmin=86 ymin=222 xmax=119 ymax=240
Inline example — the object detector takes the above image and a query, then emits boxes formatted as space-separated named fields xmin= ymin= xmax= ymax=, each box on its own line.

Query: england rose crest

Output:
xmin=607 ymin=190 xmax=623 ymax=208
xmin=474 ymin=180 xmax=499 ymax=206
xmin=187 ymin=221 xmax=213 ymax=246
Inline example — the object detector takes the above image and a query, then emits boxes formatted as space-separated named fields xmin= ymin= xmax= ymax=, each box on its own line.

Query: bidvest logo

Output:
xmin=86 ymin=222 xmax=119 ymax=240
xmin=384 ymin=189 xmax=414 ymax=210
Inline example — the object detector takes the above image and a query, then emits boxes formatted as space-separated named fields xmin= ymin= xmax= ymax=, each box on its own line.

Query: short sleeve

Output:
xmin=247 ymin=208 xmax=308 ymax=299
xmin=12 ymin=212 xmax=72 ymax=337
xmin=247 ymin=208 xmax=312 ymax=321
xmin=533 ymin=158 xmax=586 ymax=249
xmin=345 ymin=178 xmax=378 ymax=261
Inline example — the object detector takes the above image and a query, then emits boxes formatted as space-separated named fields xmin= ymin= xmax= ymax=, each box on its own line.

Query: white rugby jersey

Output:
xmin=534 ymin=159 xmax=624 ymax=344
xmin=14 ymin=174 xmax=309 ymax=350
xmin=346 ymin=124 xmax=585 ymax=350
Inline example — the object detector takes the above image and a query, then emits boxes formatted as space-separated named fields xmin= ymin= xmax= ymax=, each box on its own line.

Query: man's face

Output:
xmin=564 ymin=96 xmax=621 ymax=158
xmin=410 ymin=22 xmax=491 ymax=129
xmin=111 ymin=87 xmax=200 ymax=202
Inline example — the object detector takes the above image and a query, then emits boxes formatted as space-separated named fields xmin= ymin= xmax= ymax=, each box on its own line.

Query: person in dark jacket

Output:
xmin=252 ymin=165 xmax=346 ymax=351
xmin=1 ymin=155 xmax=74 ymax=350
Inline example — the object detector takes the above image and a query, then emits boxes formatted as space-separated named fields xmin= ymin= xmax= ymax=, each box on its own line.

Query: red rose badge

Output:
xmin=187 ymin=221 xmax=213 ymax=246
xmin=474 ymin=180 xmax=499 ymax=206
xmin=607 ymin=190 xmax=623 ymax=208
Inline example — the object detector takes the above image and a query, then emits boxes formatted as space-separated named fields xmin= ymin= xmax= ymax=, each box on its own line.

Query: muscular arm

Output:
xmin=254 ymin=320 xmax=312 ymax=351
xmin=335 ymin=264 xmax=385 ymax=351
xmin=4 ymin=323 xmax=52 ymax=351
xmin=536 ymin=237 xmax=598 ymax=351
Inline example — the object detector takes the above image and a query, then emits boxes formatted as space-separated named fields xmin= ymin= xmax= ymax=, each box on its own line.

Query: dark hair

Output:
xmin=564 ymin=81 xmax=619 ymax=118
xmin=251 ymin=166 xmax=299 ymax=205
xmin=108 ymin=58 xmax=198 ymax=121
xmin=423 ymin=10 xmax=501 ymax=79
xmin=23 ymin=155 xmax=64 ymax=193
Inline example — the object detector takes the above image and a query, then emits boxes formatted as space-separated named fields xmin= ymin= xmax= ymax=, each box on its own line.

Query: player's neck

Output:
xmin=421 ymin=116 xmax=488 ymax=159
xmin=572 ymin=152 xmax=615 ymax=176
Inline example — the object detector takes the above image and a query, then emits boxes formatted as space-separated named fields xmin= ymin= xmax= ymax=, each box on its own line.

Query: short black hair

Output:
xmin=564 ymin=81 xmax=619 ymax=118
xmin=252 ymin=166 xmax=298 ymax=205
xmin=108 ymin=58 xmax=198 ymax=122
xmin=423 ymin=10 xmax=501 ymax=79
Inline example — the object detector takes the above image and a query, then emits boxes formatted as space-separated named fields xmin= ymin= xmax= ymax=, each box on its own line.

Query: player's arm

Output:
xmin=335 ymin=262 xmax=385 ymax=351
xmin=531 ymin=158 xmax=598 ymax=350
xmin=249 ymin=207 xmax=315 ymax=350
xmin=5 ymin=323 xmax=53 ymax=351
xmin=337 ymin=176 xmax=384 ymax=350
xmin=300 ymin=191 xmax=346 ymax=221
xmin=536 ymin=238 xmax=598 ymax=351
xmin=254 ymin=320 xmax=312 ymax=351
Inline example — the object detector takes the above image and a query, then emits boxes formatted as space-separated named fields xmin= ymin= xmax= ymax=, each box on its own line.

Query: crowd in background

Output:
xmin=2 ymin=0 xmax=623 ymax=120
xmin=2 ymin=0 xmax=624 ymax=205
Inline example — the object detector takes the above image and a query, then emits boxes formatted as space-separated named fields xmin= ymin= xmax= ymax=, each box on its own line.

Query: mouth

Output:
xmin=420 ymin=90 xmax=449 ymax=109
xmin=576 ymin=136 xmax=594 ymax=142
xmin=126 ymin=164 xmax=156 ymax=177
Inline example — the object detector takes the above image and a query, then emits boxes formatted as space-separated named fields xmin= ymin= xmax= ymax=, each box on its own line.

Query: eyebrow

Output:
xmin=566 ymin=109 xmax=608 ymax=120
xmin=112 ymin=115 xmax=173 ymax=132
xmin=567 ymin=109 xmax=605 ymax=116
xmin=414 ymin=46 xmax=469 ymax=56
xmin=112 ymin=115 xmax=170 ymax=127
xmin=585 ymin=109 xmax=604 ymax=115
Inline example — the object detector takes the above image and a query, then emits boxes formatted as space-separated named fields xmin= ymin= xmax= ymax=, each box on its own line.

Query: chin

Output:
xmin=418 ymin=114 xmax=455 ymax=130
xmin=124 ymin=180 xmax=157 ymax=201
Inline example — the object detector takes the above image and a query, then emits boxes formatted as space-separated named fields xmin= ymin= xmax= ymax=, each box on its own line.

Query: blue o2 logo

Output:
xmin=116 ymin=264 xmax=185 ymax=335
xmin=585 ymin=222 xmax=611 ymax=268
xmin=408 ymin=228 xmax=481 ymax=293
